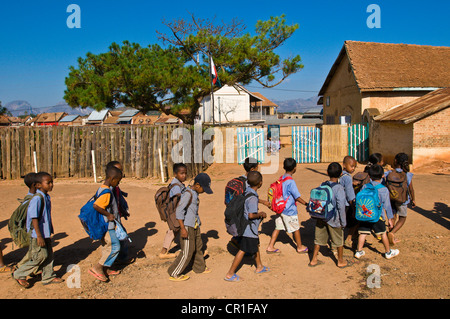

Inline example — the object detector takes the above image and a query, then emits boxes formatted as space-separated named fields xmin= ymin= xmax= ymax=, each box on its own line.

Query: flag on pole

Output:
xmin=210 ymin=57 xmax=220 ymax=86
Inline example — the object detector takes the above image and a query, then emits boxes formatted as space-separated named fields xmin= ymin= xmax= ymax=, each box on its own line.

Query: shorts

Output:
xmin=394 ymin=203 xmax=408 ymax=217
xmin=358 ymin=219 xmax=387 ymax=236
xmin=239 ymin=237 xmax=260 ymax=255
xmin=345 ymin=204 xmax=358 ymax=228
xmin=314 ymin=219 xmax=344 ymax=248
xmin=275 ymin=214 xmax=300 ymax=233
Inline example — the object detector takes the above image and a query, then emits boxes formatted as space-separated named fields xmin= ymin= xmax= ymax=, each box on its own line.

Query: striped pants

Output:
xmin=168 ymin=226 xmax=206 ymax=278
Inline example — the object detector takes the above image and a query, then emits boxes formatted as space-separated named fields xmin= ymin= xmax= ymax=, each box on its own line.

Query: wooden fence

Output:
xmin=0 ymin=125 xmax=210 ymax=180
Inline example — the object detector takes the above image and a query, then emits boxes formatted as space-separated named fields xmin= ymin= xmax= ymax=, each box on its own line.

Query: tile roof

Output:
xmin=319 ymin=41 xmax=450 ymax=95
xmin=374 ymin=87 xmax=450 ymax=124
xmin=33 ymin=112 xmax=67 ymax=123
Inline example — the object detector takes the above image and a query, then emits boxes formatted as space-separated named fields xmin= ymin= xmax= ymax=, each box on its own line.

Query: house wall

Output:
xmin=199 ymin=86 xmax=250 ymax=124
xmin=412 ymin=106 xmax=450 ymax=167
xmin=322 ymin=56 xmax=362 ymax=124
xmin=369 ymin=121 xmax=414 ymax=166
xmin=361 ymin=91 xmax=430 ymax=119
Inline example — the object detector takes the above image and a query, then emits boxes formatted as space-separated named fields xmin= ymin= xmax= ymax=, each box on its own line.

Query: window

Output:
xmin=326 ymin=96 xmax=330 ymax=106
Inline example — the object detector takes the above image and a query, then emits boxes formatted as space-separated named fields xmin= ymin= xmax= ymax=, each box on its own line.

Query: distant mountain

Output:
xmin=273 ymin=96 xmax=321 ymax=113
xmin=5 ymin=100 xmax=93 ymax=117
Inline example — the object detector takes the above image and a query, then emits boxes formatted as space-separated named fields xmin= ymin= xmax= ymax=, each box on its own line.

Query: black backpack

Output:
xmin=224 ymin=192 xmax=257 ymax=237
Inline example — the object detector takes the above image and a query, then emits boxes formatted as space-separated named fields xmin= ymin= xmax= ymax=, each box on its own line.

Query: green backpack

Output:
xmin=8 ymin=193 xmax=44 ymax=249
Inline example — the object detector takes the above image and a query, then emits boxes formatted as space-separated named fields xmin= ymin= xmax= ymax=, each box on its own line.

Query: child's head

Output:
xmin=283 ymin=158 xmax=297 ymax=173
xmin=35 ymin=172 xmax=53 ymax=193
xmin=368 ymin=153 xmax=384 ymax=166
xmin=343 ymin=156 xmax=357 ymax=174
xmin=394 ymin=153 xmax=410 ymax=172
xmin=368 ymin=164 xmax=384 ymax=181
xmin=247 ymin=171 xmax=263 ymax=189
xmin=193 ymin=173 xmax=213 ymax=194
xmin=24 ymin=172 xmax=37 ymax=193
xmin=173 ymin=163 xmax=188 ymax=182
xmin=327 ymin=162 xmax=342 ymax=179
xmin=243 ymin=157 xmax=259 ymax=173
xmin=105 ymin=166 xmax=123 ymax=188
xmin=106 ymin=161 xmax=123 ymax=172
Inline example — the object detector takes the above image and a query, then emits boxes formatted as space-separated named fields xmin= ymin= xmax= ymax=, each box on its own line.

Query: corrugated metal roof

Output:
xmin=59 ymin=115 xmax=79 ymax=122
xmin=87 ymin=110 xmax=109 ymax=121
xmin=374 ymin=87 xmax=450 ymax=124
xmin=119 ymin=109 xmax=139 ymax=118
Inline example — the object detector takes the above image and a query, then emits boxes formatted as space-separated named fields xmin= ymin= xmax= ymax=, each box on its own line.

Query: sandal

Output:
xmin=11 ymin=273 xmax=30 ymax=289
xmin=88 ymin=268 xmax=108 ymax=282
xmin=224 ymin=273 xmax=240 ymax=282
xmin=297 ymin=247 xmax=309 ymax=254
xmin=0 ymin=265 xmax=14 ymax=273
xmin=169 ymin=274 xmax=190 ymax=282
xmin=42 ymin=277 xmax=64 ymax=285
xmin=106 ymin=269 xmax=121 ymax=277
xmin=255 ymin=266 xmax=270 ymax=274
xmin=308 ymin=260 xmax=325 ymax=267
xmin=266 ymin=249 xmax=281 ymax=254
xmin=338 ymin=260 xmax=354 ymax=269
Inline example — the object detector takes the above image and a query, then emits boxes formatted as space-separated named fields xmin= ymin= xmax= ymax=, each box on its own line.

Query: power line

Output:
xmin=245 ymin=86 xmax=319 ymax=93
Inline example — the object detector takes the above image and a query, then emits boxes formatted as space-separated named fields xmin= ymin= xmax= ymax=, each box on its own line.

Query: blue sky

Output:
xmin=0 ymin=0 xmax=449 ymax=108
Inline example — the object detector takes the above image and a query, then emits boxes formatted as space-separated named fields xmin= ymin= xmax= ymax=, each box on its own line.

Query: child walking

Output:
xmin=88 ymin=166 xmax=123 ymax=282
xmin=266 ymin=158 xmax=308 ymax=254
xmin=106 ymin=161 xmax=133 ymax=264
xmin=340 ymin=156 xmax=357 ymax=247
xmin=167 ymin=173 xmax=213 ymax=281
xmin=12 ymin=172 xmax=63 ymax=288
xmin=160 ymin=163 xmax=188 ymax=259
xmin=355 ymin=165 xmax=399 ymax=259
xmin=225 ymin=171 xmax=269 ymax=282
xmin=309 ymin=163 xmax=350 ymax=268
xmin=226 ymin=157 xmax=270 ymax=250
xmin=384 ymin=153 xmax=415 ymax=245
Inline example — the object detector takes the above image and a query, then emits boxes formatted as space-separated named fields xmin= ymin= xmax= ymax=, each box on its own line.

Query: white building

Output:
xmin=199 ymin=84 xmax=277 ymax=124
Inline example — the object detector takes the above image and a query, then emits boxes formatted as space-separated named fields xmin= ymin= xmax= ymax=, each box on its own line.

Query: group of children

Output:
xmin=1 ymin=150 xmax=415 ymax=287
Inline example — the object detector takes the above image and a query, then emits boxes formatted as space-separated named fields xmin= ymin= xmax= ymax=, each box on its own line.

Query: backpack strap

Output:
xmin=244 ymin=192 xmax=259 ymax=236
xmin=28 ymin=193 xmax=46 ymax=232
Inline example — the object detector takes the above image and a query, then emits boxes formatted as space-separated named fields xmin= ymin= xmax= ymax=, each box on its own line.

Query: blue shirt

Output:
xmin=175 ymin=187 xmax=200 ymax=228
xmin=362 ymin=181 xmax=394 ymax=220
xmin=169 ymin=177 xmax=185 ymax=198
xmin=281 ymin=174 xmax=301 ymax=216
xmin=326 ymin=182 xmax=347 ymax=228
xmin=339 ymin=171 xmax=355 ymax=206
xmin=26 ymin=190 xmax=54 ymax=238
xmin=383 ymin=168 xmax=413 ymax=205
xmin=243 ymin=187 xmax=260 ymax=238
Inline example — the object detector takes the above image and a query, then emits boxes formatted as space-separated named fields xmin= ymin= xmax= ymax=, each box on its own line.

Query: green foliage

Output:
xmin=64 ymin=15 xmax=303 ymax=124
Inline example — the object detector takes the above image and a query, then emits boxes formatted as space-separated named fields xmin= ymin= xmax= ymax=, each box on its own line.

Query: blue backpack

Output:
xmin=355 ymin=183 xmax=384 ymax=223
xmin=307 ymin=182 xmax=337 ymax=221
xmin=78 ymin=188 xmax=112 ymax=240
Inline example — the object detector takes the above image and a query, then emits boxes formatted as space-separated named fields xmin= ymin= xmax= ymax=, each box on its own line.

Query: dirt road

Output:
xmin=0 ymin=148 xmax=448 ymax=300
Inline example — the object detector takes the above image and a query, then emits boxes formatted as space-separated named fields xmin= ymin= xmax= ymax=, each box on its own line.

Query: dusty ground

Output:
xmin=0 ymin=147 xmax=449 ymax=300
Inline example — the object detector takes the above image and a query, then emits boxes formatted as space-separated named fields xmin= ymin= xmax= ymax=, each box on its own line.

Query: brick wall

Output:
xmin=413 ymin=106 xmax=450 ymax=148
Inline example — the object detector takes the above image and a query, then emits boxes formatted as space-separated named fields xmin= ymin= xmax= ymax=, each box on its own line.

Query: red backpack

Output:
xmin=268 ymin=176 xmax=293 ymax=214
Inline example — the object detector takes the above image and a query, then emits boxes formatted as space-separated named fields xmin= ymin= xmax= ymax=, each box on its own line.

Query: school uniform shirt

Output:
xmin=339 ymin=171 xmax=355 ymax=206
xmin=169 ymin=177 xmax=186 ymax=198
xmin=326 ymin=182 xmax=347 ymax=228
xmin=383 ymin=168 xmax=413 ymax=205
xmin=175 ymin=187 xmax=200 ymax=228
xmin=281 ymin=174 xmax=301 ymax=216
xmin=94 ymin=185 xmax=119 ymax=230
xmin=243 ymin=187 xmax=260 ymax=238
xmin=26 ymin=189 xmax=54 ymax=239
xmin=362 ymin=181 xmax=394 ymax=220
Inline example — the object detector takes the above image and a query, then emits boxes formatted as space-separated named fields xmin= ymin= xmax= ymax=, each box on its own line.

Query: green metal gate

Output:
xmin=292 ymin=126 xmax=321 ymax=163
xmin=348 ymin=123 xmax=369 ymax=162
